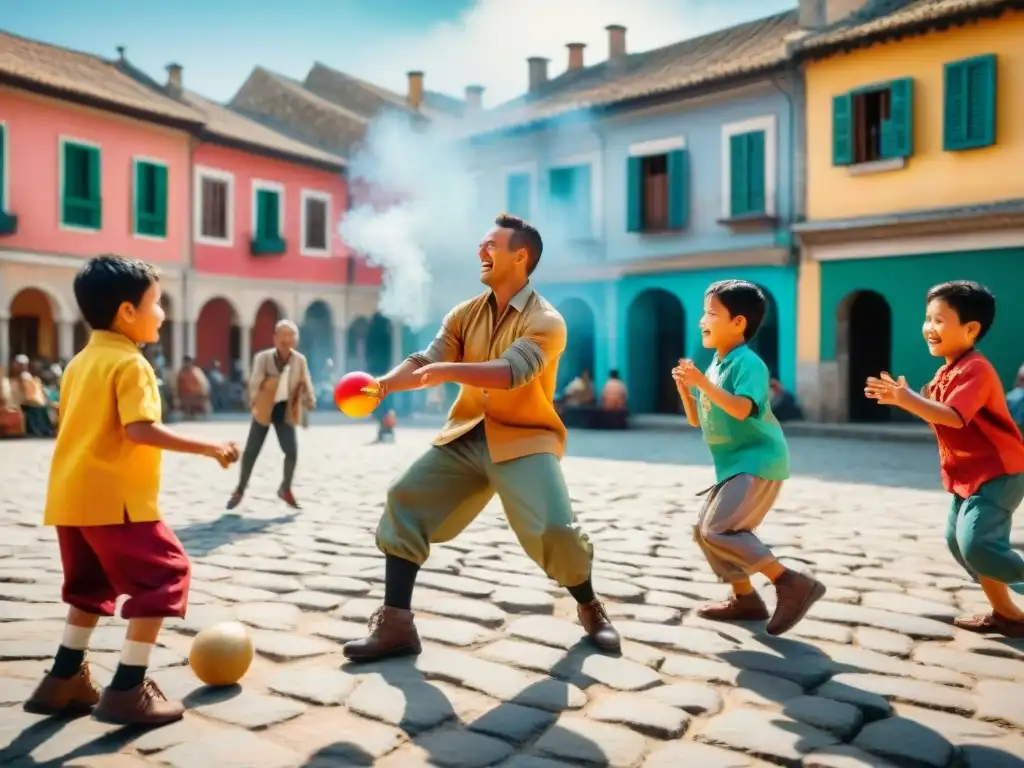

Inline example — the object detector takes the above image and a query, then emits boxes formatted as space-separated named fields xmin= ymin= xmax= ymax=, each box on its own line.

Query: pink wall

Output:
xmin=192 ymin=143 xmax=378 ymax=285
xmin=1 ymin=89 xmax=190 ymax=264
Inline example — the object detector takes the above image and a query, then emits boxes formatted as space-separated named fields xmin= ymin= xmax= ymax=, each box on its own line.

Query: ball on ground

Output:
xmin=189 ymin=621 xmax=254 ymax=686
xmin=334 ymin=371 xmax=379 ymax=418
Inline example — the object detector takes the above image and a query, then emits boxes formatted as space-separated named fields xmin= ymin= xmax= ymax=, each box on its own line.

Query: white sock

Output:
xmin=120 ymin=640 xmax=154 ymax=667
xmin=61 ymin=624 xmax=95 ymax=651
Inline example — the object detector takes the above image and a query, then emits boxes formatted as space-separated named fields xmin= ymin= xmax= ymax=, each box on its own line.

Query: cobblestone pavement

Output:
xmin=2 ymin=423 xmax=1024 ymax=767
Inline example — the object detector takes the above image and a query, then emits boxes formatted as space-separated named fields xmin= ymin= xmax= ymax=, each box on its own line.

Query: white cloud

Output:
xmin=364 ymin=0 xmax=796 ymax=105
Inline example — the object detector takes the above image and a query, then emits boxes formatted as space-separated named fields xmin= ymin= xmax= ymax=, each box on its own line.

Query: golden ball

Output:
xmin=188 ymin=621 xmax=254 ymax=687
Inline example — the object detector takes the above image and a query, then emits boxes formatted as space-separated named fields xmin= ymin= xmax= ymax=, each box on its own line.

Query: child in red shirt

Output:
xmin=865 ymin=280 xmax=1024 ymax=638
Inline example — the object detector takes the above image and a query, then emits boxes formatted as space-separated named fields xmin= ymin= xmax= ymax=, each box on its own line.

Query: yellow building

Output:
xmin=793 ymin=0 xmax=1024 ymax=422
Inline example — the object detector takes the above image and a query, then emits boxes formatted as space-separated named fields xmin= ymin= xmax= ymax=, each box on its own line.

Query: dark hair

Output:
xmin=705 ymin=279 xmax=766 ymax=340
xmin=608 ymin=369 xmax=620 ymax=379
xmin=73 ymin=255 xmax=160 ymax=331
xmin=495 ymin=213 xmax=543 ymax=275
xmin=926 ymin=280 xmax=995 ymax=342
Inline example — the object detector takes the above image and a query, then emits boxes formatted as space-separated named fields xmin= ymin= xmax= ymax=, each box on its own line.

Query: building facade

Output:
xmin=793 ymin=0 xmax=1024 ymax=422
xmin=467 ymin=15 xmax=806 ymax=414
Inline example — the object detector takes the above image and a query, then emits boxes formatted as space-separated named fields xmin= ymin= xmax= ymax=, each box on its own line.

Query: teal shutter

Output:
xmin=945 ymin=55 xmax=996 ymax=151
xmin=549 ymin=167 xmax=572 ymax=200
xmin=63 ymin=144 xmax=101 ymax=229
xmin=257 ymin=190 xmax=279 ymax=238
xmin=747 ymin=132 xmax=766 ymax=214
xmin=626 ymin=156 xmax=642 ymax=232
xmin=666 ymin=149 xmax=688 ymax=229
xmin=505 ymin=173 xmax=530 ymax=218
xmin=134 ymin=161 xmax=146 ymax=234
xmin=880 ymin=78 xmax=914 ymax=159
xmin=729 ymin=133 xmax=748 ymax=216
xmin=573 ymin=164 xmax=591 ymax=238
xmin=943 ymin=62 xmax=967 ymax=150
xmin=154 ymin=165 xmax=168 ymax=237
xmin=832 ymin=93 xmax=853 ymax=165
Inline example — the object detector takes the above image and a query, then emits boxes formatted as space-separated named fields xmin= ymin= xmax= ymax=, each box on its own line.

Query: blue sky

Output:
xmin=4 ymin=0 xmax=796 ymax=106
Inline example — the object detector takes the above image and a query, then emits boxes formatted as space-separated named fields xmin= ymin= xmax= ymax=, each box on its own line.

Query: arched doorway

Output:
xmin=157 ymin=295 xmax=175 ymax=368
xmin=750 ymin=286 xmax=780 ymax=380
xmin=301 ymin=301 xmax=334 ymax=382
xmin=556 ymin=299 xmax=597 ymax=393
xmin=347 ymin=317 xmax=369 ymax=372
xmin=837 ymin=290 xmax=892 ymax=423
xmin=251 ymin=300 xmax=282 ymax=358
xmin=626 ymin=289 xmax=685 ymax=414
xmin=9 ymin=288 xmax=57 ymax=362
xmin=196 ymin=297 xmax=241 ymax=377
xmin=365 ymin=313 xmax=392 ymax=375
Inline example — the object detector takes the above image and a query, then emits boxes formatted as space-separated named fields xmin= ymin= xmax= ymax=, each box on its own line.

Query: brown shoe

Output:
xmin=697 ymin=591 xmax=771 ymax=622
xmin=955 ymin=612 xmax=1024 ymax=638
xmin=767 ymin=571 xmax=826 ymax=636
xmin=343 ymin=606 xmax=422 ymax=662
xmin=578 ymin=600 xmax=621 ymax=654
xmin=278 ymin=489 xmax=301 ymax=509
xmin=92 ymin=679 xmax=184 ymax=726
xmin=226 ymin=490 xmax=243 ymax=510
xmin=24 ymin=663 xmax=102 ymax=716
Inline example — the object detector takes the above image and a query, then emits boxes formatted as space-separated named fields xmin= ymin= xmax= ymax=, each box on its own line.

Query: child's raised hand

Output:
xmin=209 ymin=441 xmax=240 ymax=468
xmin=864 ymin=371 xmax=909 ymax=406
xmin=673 ymin=359 xmax=705 ymax=389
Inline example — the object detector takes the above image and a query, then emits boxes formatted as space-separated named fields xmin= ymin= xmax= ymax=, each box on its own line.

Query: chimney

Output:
xmin=464 ymin=84 xmax=484 ymax=112
xmin=606 ymin=24 xmax=626 ymax=64
xmin=566 ymin=43 xmax=586 ymax=71
xmin=798 ymin=0 xmax=825 ymax=28
xmin=407 ymin=70 xmax=424 ymax=110
xmin=116 ymin=46 xmax=126 ymax=63
xmin=165 ymin=63 xmax=183 ymax=96
xmin=528 ymin=57 xmax=549 ymax=92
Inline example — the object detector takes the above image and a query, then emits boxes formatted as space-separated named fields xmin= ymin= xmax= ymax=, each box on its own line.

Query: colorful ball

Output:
xmin=334 ymin=371 xmax=380 ymax=418
xmin=188 ymin=621 xmax=254 ymax=687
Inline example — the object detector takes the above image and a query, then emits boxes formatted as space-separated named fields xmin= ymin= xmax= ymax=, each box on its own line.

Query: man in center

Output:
xmin=343 ymin=214 xmax=620 ymax=662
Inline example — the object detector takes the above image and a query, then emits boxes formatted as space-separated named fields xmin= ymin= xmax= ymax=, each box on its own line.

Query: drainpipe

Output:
xmin=184 ymin=135 xmax=196 ymax=359
xmin=769 ymin=68 xmax=802 ymax=259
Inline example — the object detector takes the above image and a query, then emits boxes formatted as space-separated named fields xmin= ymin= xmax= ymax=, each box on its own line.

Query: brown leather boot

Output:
xmin=578 ymin=600 xmax=621 ymax=653
xmin=343 ymin=606 xmax=422 ymax=662
xmin=226 ymin=490 xmax=243 ymax=510
xmin=278 ymin=489 xmax=301 ymax=509
xmin=767 ymin=570 xmax=826 ymax=636
xmin=92 ymin=679 xmax=185 ymax=726
xmin=697 ymin=591 xmax=771 ymax=622
xmin=24 ymin=663 xmax=102 ymax=716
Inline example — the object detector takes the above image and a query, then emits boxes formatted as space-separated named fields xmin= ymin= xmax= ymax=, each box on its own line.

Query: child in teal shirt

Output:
xmin=674 ymin=279 xmax=825 ymax=635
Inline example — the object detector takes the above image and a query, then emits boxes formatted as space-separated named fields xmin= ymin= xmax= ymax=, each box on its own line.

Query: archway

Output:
xmin=251 ymin=299 xmax=282 ymax=359
xmin=749 ymin=286 xmax=780 ymax=380
xmin=837 ymin=290 xmax=892 ymax=423
xmin=346 ymin=317 xmax=370 ymax=372
xmin=626 ymin=289 xmax=685 ymax=414
xmin=301 ymin=300 xmax=334 ymax=382
xmin=365 ymin=313 xmax=393 ymax=376
xmin=556 ymin=298 xmax=597 ymax=394
xmin=9 ymin=288 xmax=57 ymax=362
xmin=157 ymin=295 xmax=175 ymax=368
xmin=195 ymin=297 xmax=241 ymax=377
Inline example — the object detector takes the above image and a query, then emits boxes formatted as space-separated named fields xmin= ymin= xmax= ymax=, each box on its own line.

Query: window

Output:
xmin=60 ymin=140 xmax=102 ymax=230
xmin=944 ymin=54 xmax=997 ymax=152
xmin=626 ymin=148 xmax=688 ymax=232
xmin=728 ymin=131 xmax=766 ymax=217
xmin=133 ymin=159 xmax=168 ymax=238
xmin=833 ymin=78 xmax=914 ymax=166
xmin=301 ymin=190 xmax=331 ymax=255
xmin=506 ymin=172 xmax=531 ymax=219
xmin=196 ymin=168 xmax=233 ymax=244
xmin=548 ymin=165 xmax=591 ymax=239
xmin=251 ymin=181 xmax=285 ymax=255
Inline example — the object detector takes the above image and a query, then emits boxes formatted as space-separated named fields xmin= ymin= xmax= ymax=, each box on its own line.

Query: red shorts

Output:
xmin=56 ymin=519 xmax=191 ymax=619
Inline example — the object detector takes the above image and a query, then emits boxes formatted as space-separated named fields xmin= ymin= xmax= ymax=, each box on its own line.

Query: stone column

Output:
xmin=184 ymin=321 xmax=197 ymax=358
xmin=57 ymin=321 xmax=74 ymax=362
xmin=172 ymin=318 xmax=184 ymax=368
xmin=239 ymin=324 xmax=252 ymax=380
xmin=0 ymin=315 xmax=9 ymax=367
xmin=334 ymin=325 xmax=348 ymax=373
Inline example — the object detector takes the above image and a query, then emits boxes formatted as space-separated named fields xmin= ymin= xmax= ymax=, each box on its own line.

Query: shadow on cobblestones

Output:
xmin=176 ymin=513 xmax=298 ymax=558
xmin=0 ymin=714 xmax=146 ymax=767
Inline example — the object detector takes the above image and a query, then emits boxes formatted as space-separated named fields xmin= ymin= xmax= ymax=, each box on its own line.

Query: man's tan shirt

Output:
xmin=408 ymin=283 xmax=567 ymax=463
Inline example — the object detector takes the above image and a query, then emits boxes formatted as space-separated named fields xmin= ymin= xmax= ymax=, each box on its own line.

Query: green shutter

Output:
xmin=747 ymin=132 xmax=766 ymax=215
xmin=134 ymin=162 xmax=167 ymax=237
xmin=134 ymin=162 xmax=148 ymax=234
xmin=153 ymin=165 xmax=168 ymax=237
xmin=505 ymin=173 xmax=530 ymax=218
xmin=666 ymin=149 xmax=688 ymax=229
xmin=832 ymin=93 xmax=853 ymax=166
xmin=549 ymin=167 xmax=572 ymax=200
xmin=62 ymin=144 xmax=101 ymax=229
xmin=881 ymin=78 xmax=914 ymax=159
xmin=257 ymin=189 xmax=279 ymax=238
xmin=87 ymin=148 xmax=101 ymax=228
xmin=626 ymin=156 xmax=643 ymax=232
xmin=944 ymin=54 xmax=996 ymax=151
xmin=729 ymin=133 xmax=748 ymax=216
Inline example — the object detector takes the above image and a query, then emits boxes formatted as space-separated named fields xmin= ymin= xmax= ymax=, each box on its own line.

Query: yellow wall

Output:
xmin=806 ymin=10 xmax=1024 ymax=220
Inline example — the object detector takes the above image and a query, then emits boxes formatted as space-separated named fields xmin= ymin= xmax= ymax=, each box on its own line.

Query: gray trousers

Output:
xmin=693 ymin=473 xmax=782 ymax=582
xmin=237 ymin=401 xmax=297 ymax=493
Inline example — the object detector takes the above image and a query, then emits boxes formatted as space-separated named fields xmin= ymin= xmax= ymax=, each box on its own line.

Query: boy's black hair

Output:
xmin=495 ymin=213 xmax=543 ymax=275
xmin=73 ymin=255 xmax=160 ymax=331
xmin=926 ymin=280 xmax=995 ymax=342
xmin=705 ymin=279 xmax=767 ymax=341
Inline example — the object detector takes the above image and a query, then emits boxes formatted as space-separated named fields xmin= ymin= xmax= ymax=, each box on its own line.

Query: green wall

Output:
xmin=820 ymin=248 xmax=1023 ymax=392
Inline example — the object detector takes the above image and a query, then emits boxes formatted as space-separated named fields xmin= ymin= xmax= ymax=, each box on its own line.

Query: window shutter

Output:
xmin=729 ymin=133 xmax=749 ymax=216
xmin=573 ymin=164 xmax=592 ymax=238
xmin=549 ymin=167 xmax=572 ymax=200
xmin=257 ymin=190 xmax=278 ymax=239
xmin=967 ymin=55 xmax=996 ymax=148
xmin=881 ymin=78 xmax=914 ymax=159
xmin=153 ymin=165 xmax=168 ymax=237
xmin=832 ymin=93 xmax=853 ymax=166
xmin=747 ymin=132 xmax=766 ymax=215
xmin=666 ymin=149 xmax=688 ymax=229
xmin=943 ymin=62 xmax=967 ymax=150
xmin=87 ymin=147 xmax=101 ymax=228
xmin=626 ymin=156 xmax=643 ymax=232
xmin=505 ymin=173 xmax=530 ymax=219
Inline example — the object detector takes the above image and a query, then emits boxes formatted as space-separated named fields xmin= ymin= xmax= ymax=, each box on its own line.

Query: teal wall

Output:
xmin=820 ymin=248 xmax=1024 ymax=393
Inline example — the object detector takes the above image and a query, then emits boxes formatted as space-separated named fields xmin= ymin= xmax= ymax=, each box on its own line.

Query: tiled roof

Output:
xmin=303 ymin=62 xmax=463 ymax=121
xmin=465 ymin=10 xmax=800 ymax=137
xmin=0 ymin=31 xmax=203 ymax=126
xmin=229 ymin=67 xmax=368 ymax=156
xmin=797 ymin=0 xmax=1021 ymax=54
xmin=184 ymin=90 xmax=347 ymax=169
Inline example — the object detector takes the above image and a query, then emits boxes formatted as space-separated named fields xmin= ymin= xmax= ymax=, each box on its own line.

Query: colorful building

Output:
xmin=0 ymin=32 xmax=202 ymax=367
xmin=793 ymin=0 xmax=1024 ymax=421
xmin=465 ymin=15 xmax=808 ymax=414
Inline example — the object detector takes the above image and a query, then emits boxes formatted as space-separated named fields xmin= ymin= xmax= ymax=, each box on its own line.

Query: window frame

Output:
xmin=58 ymin=136 xmax=103 ymax=233
xmin=193 ymin=165 xmax=235 ymax=247
xmin=299 ymin=188 xmax=332 ymax=257
xmin=131 ymin=156 xmax=169 ymax=241
xmin=626 ymin=135 xmax=688 ymax=233
xmin=720 ymin=115 xmax=777 ymax=220
xmin=943 ymin=54 xmax=997 ymax=152
xmin=251 ymin=179 xmax=285 ymax=243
